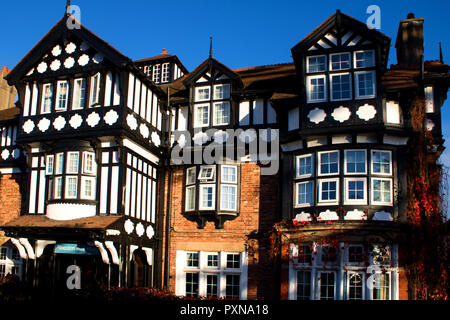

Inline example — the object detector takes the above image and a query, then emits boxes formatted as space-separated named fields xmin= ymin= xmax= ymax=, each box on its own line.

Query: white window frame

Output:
xmin=371 ymin=177 xmax=393 ymax=205
xmin=354 ymin=50 xmax=375 ymax=69
xmin=161 ymin=63 xmax=170 ymax=83
xmin=344 ymin=149 xmax=367 ymax=174
xmin=82 ymin=152 xmax=96 ymax=175
xmin=41 ymin=83 xmax=53 ymax=114
xmin=55 ymin=80 xmax=69 ymax=111
xmin=186 ymin=167 xmax=197 ymax=185
xmin=372 ymin=272 xmax=391 ymax=300
xmin=344 ymin=177 xmax=367 ymax=205
xmin=81 ymin=176 xmax=96 ymax=200
xmin=213 ymin=84 xmax=230 ymax=100
xmin=89 ymin=73 xmax=101 ymax=107
xmin=296 ymin=154 xmax=314 ymax=178
xmin=306 ymin=55 xmax=327 ymax=73
xmin=318 ymin=271 xmax=337 ymax=300
xmin=318 ymin=178 xmax=339 ymax=205
xmin=306 ymin=75 xmax=327 ymax=103
xmin=355 ymin=71 xmax=376 ymax=99
xmin=371 ymin=150 xmax=392 ymax=175
xmin=72 ymin=78 xmax=86 ymax=110
xmin=65 ymin=176 xmax=78 ymax=199
xmin=330 ymin=72 xmax=352 ymax=101
xmin=46 ymin=155 xmax=54 ymax=175
xmin=198 ymin=165 xmax=215 ymax=181
xmin=195 ymin=86 xmax=211 ymax=102
xmin=199 ymin=184 xmax=216 ymax=210
xmin=220 ymin=184 xmax=237 ymax=211
xmin=329 ymin=52 xmax=351 ymax=71
xmin=213 ymin=101 xmax=230 ymax=126
xmin=55 ymin=153 xmax=64 ymax=175
xmin=425 ymin=86 xmax=434 ymax=113
xmin=185 ymin=185 xmax=196 ymax=211
xmin=318 ymin=150 xmax=340 ymax=176
xmin=193 ymin=103 xmax=210 ymax=127
xmin=66 ymin=152 xmax=79 ymax=174
xmin=152 ymin=64 xmax=161 ymax=83
xmin=54 ymin=176 xmax=63 ymax=199
xmin=347 ymin=271 xmax=365 ymax=300
xmin=295 ymin=180 xmax=314 ymax=207
xmin=220 ymin=165 xmax=237 ymax=183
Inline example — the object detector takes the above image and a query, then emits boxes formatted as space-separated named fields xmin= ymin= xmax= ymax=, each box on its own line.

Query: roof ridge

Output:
xmin=233 ymin=62 xmax=294 ymax=72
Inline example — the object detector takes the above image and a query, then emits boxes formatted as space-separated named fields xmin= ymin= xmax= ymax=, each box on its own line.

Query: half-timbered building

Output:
xmin=0 ymin=7 xmax=449 ymax=300
xmin=1 ymin=12 xmax=167 ymax=291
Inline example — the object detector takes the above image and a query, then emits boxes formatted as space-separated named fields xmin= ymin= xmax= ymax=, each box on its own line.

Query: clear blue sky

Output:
xmin=1 ymin=0 xmax=450 ymax=212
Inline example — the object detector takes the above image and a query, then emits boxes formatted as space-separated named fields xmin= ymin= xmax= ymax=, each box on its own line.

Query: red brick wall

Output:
xmin=164 ymin=163 xmax=279 ymax=299
xmin=0 ymin=173 xmax=25 ymax=243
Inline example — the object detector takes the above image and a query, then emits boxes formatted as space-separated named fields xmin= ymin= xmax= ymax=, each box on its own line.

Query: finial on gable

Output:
xmin=209 ymin=37 xmax=213 ymax=58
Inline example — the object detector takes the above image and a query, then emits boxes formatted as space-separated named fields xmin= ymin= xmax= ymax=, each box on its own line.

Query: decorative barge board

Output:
xmin=1 ymin=12 xmax=167 ymax=291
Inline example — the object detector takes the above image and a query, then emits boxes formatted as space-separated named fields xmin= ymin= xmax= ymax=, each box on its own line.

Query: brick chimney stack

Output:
xmin=0 ymin=66 xmax=17 ymax=110
xmin=395 ymin=13 xmax=424 ymax=68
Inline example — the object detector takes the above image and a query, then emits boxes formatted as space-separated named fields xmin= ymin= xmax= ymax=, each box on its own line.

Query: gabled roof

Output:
xmin=6 ymin=14 xmax=133 ymax=85
xmin=291 ymin=10 xmax=391 ymax=68
xmin=182 ymin=57 xmax=243 ymax=88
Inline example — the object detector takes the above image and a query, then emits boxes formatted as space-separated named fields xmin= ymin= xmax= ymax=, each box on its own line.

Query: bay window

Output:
xmin=46 ymin=150 xmax=97 ymax=202
xmin=184 ymin=164 xmax=239 ymax=213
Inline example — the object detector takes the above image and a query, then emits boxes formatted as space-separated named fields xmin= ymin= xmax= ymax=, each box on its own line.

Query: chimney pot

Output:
xmin=1 ymin=66 xmax=8 ymax=72
xmin=407 ymin=13 xmax=415 ymax=19
xmin=162 ymin=48 xmax=167 ymax=55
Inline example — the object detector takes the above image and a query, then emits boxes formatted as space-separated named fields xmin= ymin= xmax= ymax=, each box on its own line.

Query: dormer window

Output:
xmin=354 ymin=50 xmax=375 ymax=68
xmin=55 ymin=81 xmax=69 ymax=111
xmin=152 ymin=64 xmax=161 ymax=83
xmin=162 ymin=63 xmax=170 ymax=83
xmin=213 ymin=84 xmax=230 ymax=100
xmin=41 ymin=83 xmax=53 ymax=114
xmin=195 ymin=86 xmax=210 ymax=102
xmin=89 ymin=73 xmax=101 ymax=107
xmin=307 ymin=55 xmax=327 ymax=73
xmin=72 ymin=78 xmax=86 ymax=110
